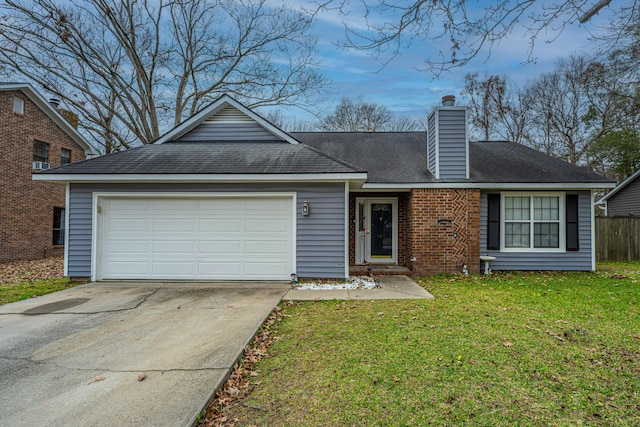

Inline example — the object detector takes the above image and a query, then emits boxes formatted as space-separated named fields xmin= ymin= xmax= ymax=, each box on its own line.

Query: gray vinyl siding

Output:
xmin=607 ymin=177 xmax=640 ymax=216
xmin=67 ymin=182 xmax=346 ymax=279
xmin=479 ymin=190 xmax=593 ymax=271
xmin=177 ymin=122 xmax=281 ymax=141
xmin=427 ymin=113 xmax=437 ymax=176
xmin=435 ymin=109 xmax=467 ymax=180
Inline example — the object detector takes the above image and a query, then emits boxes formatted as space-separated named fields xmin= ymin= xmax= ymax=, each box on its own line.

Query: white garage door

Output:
xmin=98 ymin=196 xmax=294 ymax=280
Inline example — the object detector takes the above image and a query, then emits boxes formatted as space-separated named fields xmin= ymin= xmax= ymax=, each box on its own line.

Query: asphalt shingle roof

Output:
xmin=40 ymin=141 xmax=362 ymax=175
xmin=293 ymin=132 xmax=612 ymax=184
xmin=41 ymin=132 xmax=612 ymax=185
xmin=292 ymin=132 xmax=430 ymax=183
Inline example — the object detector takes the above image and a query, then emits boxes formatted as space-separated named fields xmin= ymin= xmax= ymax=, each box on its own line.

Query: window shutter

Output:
xmin=487 ymin=194 xmax=500 ymax=250
xmin=566 ymin=194 xmax=579 ymax=251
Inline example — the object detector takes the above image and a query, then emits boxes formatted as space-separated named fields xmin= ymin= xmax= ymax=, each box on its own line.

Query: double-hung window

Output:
xmin=33 ymin=140 xmax=49 ymax=163
xmin=61 ymin=148 xmax=71 ymax=165
xmin=501 ymin=192 xmax=565 ymax=252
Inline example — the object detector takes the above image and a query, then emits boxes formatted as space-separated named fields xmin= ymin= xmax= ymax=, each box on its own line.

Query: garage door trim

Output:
xmin=91 ymin=192 xmax=297 ymax=281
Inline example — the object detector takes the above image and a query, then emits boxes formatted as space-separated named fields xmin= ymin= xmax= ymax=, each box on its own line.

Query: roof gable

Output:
xmin=154 ymin=94 xmax=299 ymax=144
xmin=0 ymin=82 xmax=98 ymax=156
xmin=599 ymin=169 xmax=640 ymax=202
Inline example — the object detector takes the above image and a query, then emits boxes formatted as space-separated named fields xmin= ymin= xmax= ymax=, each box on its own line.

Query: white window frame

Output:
xmin=500 ymin=191 xmax=566 ymax=253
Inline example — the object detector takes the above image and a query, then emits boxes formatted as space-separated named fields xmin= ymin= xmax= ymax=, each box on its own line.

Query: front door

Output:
xmin=355 ymin=198 xmax=398 ymax=264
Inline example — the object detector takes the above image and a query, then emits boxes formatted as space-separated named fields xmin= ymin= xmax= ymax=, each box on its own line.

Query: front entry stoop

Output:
xmin=349 ymin=265 xmax=411 ymax=276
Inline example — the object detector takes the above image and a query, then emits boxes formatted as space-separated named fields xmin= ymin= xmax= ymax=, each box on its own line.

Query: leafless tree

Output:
xmin=523 ymin=55 xmax=625 ymax=164
xmin=462 ymin=73 xmax=532 ymax=144
xmin=319 ymin=96 xmax=421 ymax=131
xmin=313 ymin=0 xmax=638 ymax=76
xmin=0 ymin=0 xmax=326 ymax=151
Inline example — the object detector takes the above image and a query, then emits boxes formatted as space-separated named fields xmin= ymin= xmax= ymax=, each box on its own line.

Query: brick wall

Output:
xmin=0 ymin=90 xmax=87 ymax=262
xmin=406 ymin=188 xmax=481 ymax=275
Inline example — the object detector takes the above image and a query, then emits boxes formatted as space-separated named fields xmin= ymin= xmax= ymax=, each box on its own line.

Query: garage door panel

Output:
xmin=245 ymin=219 xmax=288 ymax=232
xmin=152 ymin=240 xmax=195 ymax=254
xmin=244 ymin=262 xmax=289 ymax=276
xmin=199 ymin=198 xmax=243 ymax=211
xmin=245 ymin=240 xmax=289 ymax=255
xmin=198 ymin=262 xmax=242 ymax=276
xmin=107 ymin=218 xmax=152 ymax=232
xmin=153 ymin=198 xmax=198 ymax=211
xmin=108 ymin=199 xmax=153 ymax=213
xmin=199 ymin=240 xmax=242 ymax=255
xmin=199 ymin=219 xmax=242 ymax=232
xmin=99 ymin=196 xmax=293 ymax=280
xmin=104 ymin=240 xmax=150 ymax=254
xmin=104 ymin=260 xmax=150 ymax=276
xmin=245 ymin=198 xmax=288 ymax=211
xmin=152 ymin=262 xmax=195 ymax=276
xmin=153 ymin=218 xmax=195 ymax=232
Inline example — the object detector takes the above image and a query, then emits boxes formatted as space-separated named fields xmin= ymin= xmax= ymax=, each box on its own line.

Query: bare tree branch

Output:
xmin=0 ymin=0 xmax=326 ymax=151
xmin=313 ymin=0 xmax=638 ymax=76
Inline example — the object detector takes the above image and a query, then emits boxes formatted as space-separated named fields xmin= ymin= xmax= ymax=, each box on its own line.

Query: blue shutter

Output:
xmin=566 ymin=194 xmax=579 ymax=251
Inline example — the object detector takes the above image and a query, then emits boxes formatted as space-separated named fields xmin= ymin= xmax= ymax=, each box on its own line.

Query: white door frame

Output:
xmin=355 ymin=197 xmax=398 ymax=265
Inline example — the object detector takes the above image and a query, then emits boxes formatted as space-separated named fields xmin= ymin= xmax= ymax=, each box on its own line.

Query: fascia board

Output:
xmin=32 ymin=172 xmax=368 ymax=184
xmin=362 ymin=182 xmax=617 ymax=190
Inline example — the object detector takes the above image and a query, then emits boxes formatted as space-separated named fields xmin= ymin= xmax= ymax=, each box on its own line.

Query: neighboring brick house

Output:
xmin=0 ymin=83 xmax=98 ymax=262
xmin=36 ymin=94 xmax=614 ymax=281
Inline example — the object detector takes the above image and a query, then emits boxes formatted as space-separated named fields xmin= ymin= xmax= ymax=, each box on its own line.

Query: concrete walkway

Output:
xmin=284 ymin=275 xmax=434 ymax=301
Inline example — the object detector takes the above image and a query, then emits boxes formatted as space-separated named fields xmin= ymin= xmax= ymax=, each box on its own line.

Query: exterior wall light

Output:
xmin=302 ymin=200 xmax=310 ymax=216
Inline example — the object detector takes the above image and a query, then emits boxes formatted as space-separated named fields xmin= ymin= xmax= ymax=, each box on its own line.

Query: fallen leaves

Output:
xmin=0 ymin=256 xmax=64 ymax=284
xmin=88 ymin=376 xmax=106 ymax=385
xmin=198 ymin=307 xmax=284 ymax=427
xmin=138 ymin=373 xmax=147 ymax=382
xmin=502 ymin=341 xmax=513 ymax=348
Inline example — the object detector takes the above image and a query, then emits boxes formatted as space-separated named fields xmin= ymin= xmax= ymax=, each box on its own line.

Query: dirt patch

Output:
xmin=0 ymin=256 xmax=64 ymax=283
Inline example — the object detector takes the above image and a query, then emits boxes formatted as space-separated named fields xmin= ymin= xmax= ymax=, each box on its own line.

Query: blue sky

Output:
xmin=272 ymin=1 xmax=616 ymax=123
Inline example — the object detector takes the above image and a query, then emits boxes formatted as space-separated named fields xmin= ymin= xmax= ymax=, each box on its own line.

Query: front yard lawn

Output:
xmin=215 ymin=263 xmax=640 ymax=426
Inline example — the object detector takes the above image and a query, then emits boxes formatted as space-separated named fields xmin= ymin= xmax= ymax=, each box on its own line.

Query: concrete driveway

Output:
xmin=0 ymin=281 xmax=289 ymax=427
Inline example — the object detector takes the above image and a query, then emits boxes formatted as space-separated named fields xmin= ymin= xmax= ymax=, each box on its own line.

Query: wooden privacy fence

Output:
xmin=595 ymin=216 xmax=640 ymax=261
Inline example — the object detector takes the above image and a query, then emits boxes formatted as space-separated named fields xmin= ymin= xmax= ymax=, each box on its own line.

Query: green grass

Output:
xmin=225 ymin=262 xmax=640 ymax=426
xmin=0 ymin=277 xmax=78 ymax=306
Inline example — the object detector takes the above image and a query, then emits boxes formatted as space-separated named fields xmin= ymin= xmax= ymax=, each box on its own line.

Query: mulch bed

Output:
xmin=0 ymin=256 xmax=64 ymax=284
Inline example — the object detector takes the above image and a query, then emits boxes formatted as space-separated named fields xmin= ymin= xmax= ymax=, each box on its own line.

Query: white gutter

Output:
xmin=32 ymin=172 xmax=368 ymax=184
xmin=362 ymin=182 xmax=616 ymax=190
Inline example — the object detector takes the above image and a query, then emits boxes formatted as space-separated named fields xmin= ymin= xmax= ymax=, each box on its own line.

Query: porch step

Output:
xmin=349 ymin=265 xmax=411 ymax=276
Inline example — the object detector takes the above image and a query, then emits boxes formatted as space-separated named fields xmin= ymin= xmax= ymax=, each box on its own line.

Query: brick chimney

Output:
xmin=427 ymin=95 xmax=469 ymax=180
xmin=49 ymin=98 xmax=79 ymax=129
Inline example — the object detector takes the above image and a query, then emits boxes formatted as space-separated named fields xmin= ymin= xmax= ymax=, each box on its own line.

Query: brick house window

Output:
xmin=53 ymin=207 xmax=65 ymax=245
xmin=33 ymin=140 xmax=49 ymax=163
xmin=61 ymin=148 xmax=71 ymax=165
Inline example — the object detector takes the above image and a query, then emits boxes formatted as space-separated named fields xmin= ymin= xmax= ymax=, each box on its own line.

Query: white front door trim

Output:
xmin=91 ymin=192 xmax=297 ymax=281
xmin=355 ymin=197 xmax=398 ymax=265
